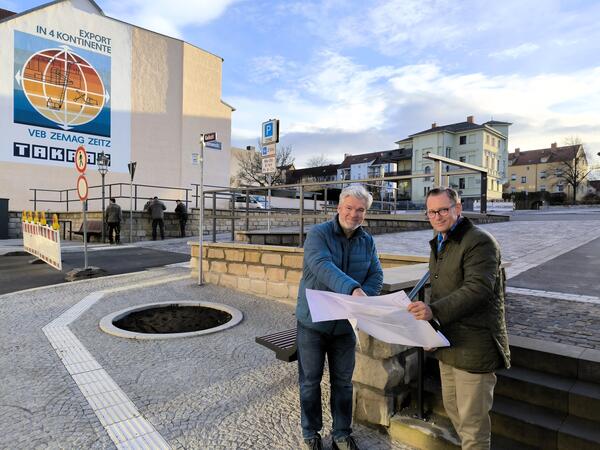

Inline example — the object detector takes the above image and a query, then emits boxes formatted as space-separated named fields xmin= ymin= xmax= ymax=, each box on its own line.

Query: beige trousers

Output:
xmin=439 ymin=361 xmax=497 ymax=450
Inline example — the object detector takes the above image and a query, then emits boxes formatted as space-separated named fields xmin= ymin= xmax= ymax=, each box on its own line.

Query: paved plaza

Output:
xmin=1 ymin=208 xmax=600 ymax=449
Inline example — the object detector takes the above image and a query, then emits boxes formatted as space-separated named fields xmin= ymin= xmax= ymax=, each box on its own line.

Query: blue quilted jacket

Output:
xmin=296 ymin=215 xmax=383 ymax=334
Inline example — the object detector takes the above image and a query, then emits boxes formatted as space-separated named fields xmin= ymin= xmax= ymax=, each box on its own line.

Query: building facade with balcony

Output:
xmin=337 ymin=149 xmax=412 ymax=206
xmin=505 ymin=143 xmax=589 ymax=201
xmin=397 ymin=116 xmax=511 ymax=205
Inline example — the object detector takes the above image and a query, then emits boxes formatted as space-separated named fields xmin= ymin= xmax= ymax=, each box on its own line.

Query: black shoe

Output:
xmin=332 ymin=435 xmax=359 ymax=450
xmin=303 ymin=434 xmax=322 ymax=450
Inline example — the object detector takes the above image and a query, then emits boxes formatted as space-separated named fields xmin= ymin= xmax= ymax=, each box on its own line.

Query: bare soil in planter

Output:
xmin=113 ymin=305 xmax=232 ymax=334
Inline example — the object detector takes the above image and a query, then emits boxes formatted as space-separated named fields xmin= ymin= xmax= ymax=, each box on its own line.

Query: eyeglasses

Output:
xmin=426 ymin=205 xmax=456 ymax=218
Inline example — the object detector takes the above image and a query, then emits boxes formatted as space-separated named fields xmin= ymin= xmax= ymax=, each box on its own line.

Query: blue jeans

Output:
xmin=297 ymin=321 xmax=356 ymax=441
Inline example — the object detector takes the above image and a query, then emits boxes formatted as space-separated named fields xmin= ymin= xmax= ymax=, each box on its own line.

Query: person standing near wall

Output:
xmin=145 ymin=196 xmax=167 ymax=240
xmin=408 ymin=187 xmax=510 ymax=450
xmin=296 ymin=184 xmax=383 ymax=450
xmin=175 ymin=200 xmax=188 ymax=238
xmin=105 ymin=198 xmax=122 ymax=244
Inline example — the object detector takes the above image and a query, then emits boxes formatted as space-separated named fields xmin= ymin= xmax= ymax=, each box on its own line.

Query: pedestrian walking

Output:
xmin=175 ymin=200 xmax=188 ymax=237
xmin=105 ymin=198 xmax=122 ymax=244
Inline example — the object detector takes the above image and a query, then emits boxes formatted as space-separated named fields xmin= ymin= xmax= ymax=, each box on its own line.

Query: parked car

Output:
xmin=232 ymin=194 xmax=265 ymax=209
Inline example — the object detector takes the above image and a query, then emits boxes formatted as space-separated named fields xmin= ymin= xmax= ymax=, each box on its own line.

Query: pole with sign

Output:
xmin=261 ymin=120 xmax=279 ymax=232
xmin=128 ymin=161 xmax=137 ymax=243
xmin=198 ymin=132 xmax=216 ymax=286
xmin=75 ymin=146 xmax=89 ymax=269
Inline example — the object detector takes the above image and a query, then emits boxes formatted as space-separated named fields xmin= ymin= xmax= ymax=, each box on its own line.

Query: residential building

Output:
xmin=505 ymin=143 xmax=589 ymax=201
xmin=397 ymin=116 xmax=511 ymax=205
xmin=285 ymin=164 xmax=339 ymax=186
xmin=337 ymin=149 xmax=412 ymax=205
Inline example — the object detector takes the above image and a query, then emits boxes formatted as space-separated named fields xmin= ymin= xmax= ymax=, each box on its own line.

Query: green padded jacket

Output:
xmin=429 ymin=217 xmax=510 ymax=372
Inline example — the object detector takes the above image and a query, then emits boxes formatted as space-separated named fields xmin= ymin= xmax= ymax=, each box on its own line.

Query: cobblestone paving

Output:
xmin=505 ymin=292 xmax=600 ymax=350
xmin=0 ymin=268 xmax=412 ymax=450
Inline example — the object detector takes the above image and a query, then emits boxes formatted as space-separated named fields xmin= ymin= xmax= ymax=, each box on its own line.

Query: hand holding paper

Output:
xmin=306 ymin=289 xmax=449 ymax=348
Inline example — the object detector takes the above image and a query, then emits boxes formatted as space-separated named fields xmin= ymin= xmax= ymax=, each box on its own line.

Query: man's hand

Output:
xmin=407 ymin=301 xmax=433 ymax=321
xmin=352 ymin=287 xmax=367 ymax=296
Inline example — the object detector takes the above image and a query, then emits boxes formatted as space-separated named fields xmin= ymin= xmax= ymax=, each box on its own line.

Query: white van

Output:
xmin=232 ymin=194 xmax=265 ymax=209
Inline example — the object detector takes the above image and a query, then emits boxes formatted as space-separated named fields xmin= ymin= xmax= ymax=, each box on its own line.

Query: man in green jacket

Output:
xmin=408 ymin=187 xmax=510 ymax=450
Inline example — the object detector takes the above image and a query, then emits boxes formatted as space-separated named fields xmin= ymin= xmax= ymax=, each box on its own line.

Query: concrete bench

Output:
xmin=73 ymin=220 xmax=103 ymax=242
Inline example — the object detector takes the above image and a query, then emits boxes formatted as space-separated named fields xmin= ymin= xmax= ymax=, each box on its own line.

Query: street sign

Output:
xmin=261 ymin=144 xmax=276 ymax=157
xmin=75 ymin=146 xmax=87 ymax=173
xmin=128 ymin=161 xmax=137 ymax=180
xmin=203 ymin=132 xmax=217 ymax=142
xmin=205 ymin=140 xmax=222 ymax=150
xmin=262 ymin=119 xmax=279 ymax=145
xmin=261 ymin=156 xmax=276 ymax=174
xmin=77 ymin=175 xmax=89 ymax=201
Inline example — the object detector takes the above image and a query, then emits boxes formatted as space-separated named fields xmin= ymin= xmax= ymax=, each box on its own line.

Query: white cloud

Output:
xmin=248 ymin=55 xmax=297 ymax=84
xmin=231 ymin=53 xmax=600 ymax=165
xmin=102 ymin=0 xmax=239 ymax=38
xmin=489 ymin=43 xmax=540 ymax=59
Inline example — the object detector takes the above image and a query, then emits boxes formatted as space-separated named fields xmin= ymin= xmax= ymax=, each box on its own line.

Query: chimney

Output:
xmin=467 ymin=115 xmax=474 ymax=123
xmin=550 ymin=142 xmax=557 ymax=149
xmin=431 ymin=122 xmax=437 ymax=129
xmin=515 ymin=148 xmax=520 ymax=156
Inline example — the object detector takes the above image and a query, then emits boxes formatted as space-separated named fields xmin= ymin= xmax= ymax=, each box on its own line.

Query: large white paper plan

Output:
xmin=306 ymin=289 xmax=450 ymax=348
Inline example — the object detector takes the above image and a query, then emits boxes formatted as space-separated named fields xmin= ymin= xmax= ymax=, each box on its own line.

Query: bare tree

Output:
xmin=234 ymin=144 xmax=295 ymax=186
xmin=305 ymin=153 xmax=334 ymax=167
xmin=555 ymin=136 xmax=591 ymax=204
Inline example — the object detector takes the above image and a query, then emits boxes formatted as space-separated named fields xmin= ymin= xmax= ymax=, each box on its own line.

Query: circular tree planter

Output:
xmin=100 ymin=301 xmax=243 ymax=340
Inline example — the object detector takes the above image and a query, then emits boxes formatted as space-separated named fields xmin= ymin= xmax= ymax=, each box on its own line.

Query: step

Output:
xmin=390 ymin=411 xmax=539 ymax=450
xmin=492 ymin=396 xmax=600 ymax=449
xmin=509 ymin=335 xmax=600 ymax=383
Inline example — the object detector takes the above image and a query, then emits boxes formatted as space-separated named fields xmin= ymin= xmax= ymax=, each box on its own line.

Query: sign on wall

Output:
xmin=0 ymin=6 xmax=132 ymax=172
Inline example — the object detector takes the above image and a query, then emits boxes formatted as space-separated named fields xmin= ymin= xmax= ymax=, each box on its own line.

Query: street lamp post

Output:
xmin=97 ymin=152 xmax=110 ymax=243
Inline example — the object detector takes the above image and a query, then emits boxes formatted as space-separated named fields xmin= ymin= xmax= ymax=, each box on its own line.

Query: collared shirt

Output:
xmin=437 ymin=217 xmax=463 ymax=253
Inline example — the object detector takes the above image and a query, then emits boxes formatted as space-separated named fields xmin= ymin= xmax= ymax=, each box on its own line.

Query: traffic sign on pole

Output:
xmin=77 ymin=175 xmax=89 ymax=201
xmin=203 ymin=132 xmax=217 ymax=142
xmin=261 ymin=156 xmax=276 ymax=174
xmin=261 ymin=119 xmax=279 ymax=145
xmin=261 ymin=144 xmax=276 ymax=157
xmin=75 ymin=146 xmax=87 ymax=173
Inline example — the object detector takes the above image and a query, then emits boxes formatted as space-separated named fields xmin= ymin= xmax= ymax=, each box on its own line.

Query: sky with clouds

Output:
xmin=4 ymin=0 xmax=600 ymax=171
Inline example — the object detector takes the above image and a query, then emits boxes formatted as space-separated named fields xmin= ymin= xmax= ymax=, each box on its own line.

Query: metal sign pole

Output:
xmin=267 ymin=173 xmax=272 ymax=232
xmin=83 ymin=200 xmax=88 ymax=269
xmin=198 ymin=136 xmax=205 ymax=286
xmin=129 ymin=177 xmax=133 ymax=243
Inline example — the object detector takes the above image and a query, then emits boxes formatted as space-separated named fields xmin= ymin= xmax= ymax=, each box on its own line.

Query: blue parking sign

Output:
xmin=261 ymin=119 xmax=279 ymax=144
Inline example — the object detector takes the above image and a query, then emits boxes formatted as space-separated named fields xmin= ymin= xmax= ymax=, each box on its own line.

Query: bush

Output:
xmin=549 ymin=192 xmax=567 ymax=205
xmin=581 ymin=192 xmax=600 ymax=204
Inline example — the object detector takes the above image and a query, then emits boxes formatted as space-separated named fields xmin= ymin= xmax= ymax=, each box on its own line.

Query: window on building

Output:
xmin=459 ymin=135 xmax=467 ymax=145
xmin=540 ymin=185 xmax=546 ymax=191
xmin=424 ymin=166 xmax=431 ymax=174
xmin=557 ymin=184 xmax=564 ymax=192
xmin=485 ymin=134 xmax=490 ymax=145
xmin=521 ymin=176 xmax=527 ymax=183
xmin=540 ymin=171 xmax=546 ymax=179
xmin=459 ymin=178 xmax=465 ymax=189
xmin=555 ymin=168 xmax=563 ymax=176
xmin=468 ymin=134 xmax=476 ymax=144
xmin=492 ymin=137 xmax=496 ymax=147
xmin=496 ymin=160 xmax=500 ymax=171
xmin=459 ymin=156 xmax=466 ymax=163
xmin=511 ymin=174 xmax=516 ymax=181
xmin=424 ymin=186 xmax=430 ymax=196
xmin=511 ymin=187 xmax=516 ymax=193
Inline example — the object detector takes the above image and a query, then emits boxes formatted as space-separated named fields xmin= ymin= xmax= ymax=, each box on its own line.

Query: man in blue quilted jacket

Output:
xmin=296 ymin=185 xmax=383 ymax=450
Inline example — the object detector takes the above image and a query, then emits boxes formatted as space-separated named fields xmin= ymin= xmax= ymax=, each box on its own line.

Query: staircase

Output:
xmin=389 ymin=335 xmax=600 ymax=449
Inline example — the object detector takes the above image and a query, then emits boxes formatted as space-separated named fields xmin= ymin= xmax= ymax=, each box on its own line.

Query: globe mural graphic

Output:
xmin=21 ymin=46 xmax=106 ymax=129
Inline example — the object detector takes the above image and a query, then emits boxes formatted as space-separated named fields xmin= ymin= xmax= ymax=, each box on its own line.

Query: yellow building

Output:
xmin=506 ymin=143 xmax=589 ymax=201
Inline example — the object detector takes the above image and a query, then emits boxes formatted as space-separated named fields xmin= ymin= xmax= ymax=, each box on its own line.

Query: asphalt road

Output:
xmin=509 ymin=236 xmax=600 ymax=297
xmin=0 ymin=247 xmax=189 ymax=295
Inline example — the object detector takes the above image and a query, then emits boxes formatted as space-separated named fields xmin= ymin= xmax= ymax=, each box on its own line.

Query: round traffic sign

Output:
xmin=77 ymin=175 xmax=89 ymax=201
xmin=75 ymin=146 xmax=87 ymax=173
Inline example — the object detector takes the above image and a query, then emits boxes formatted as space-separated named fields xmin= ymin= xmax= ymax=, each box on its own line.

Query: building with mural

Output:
xmin=0 ymin=0 xmax=234 ymax=210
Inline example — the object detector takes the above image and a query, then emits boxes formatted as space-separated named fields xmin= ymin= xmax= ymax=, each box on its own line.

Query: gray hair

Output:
xmin=339 ymin=185 xmax=373 ymax=209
